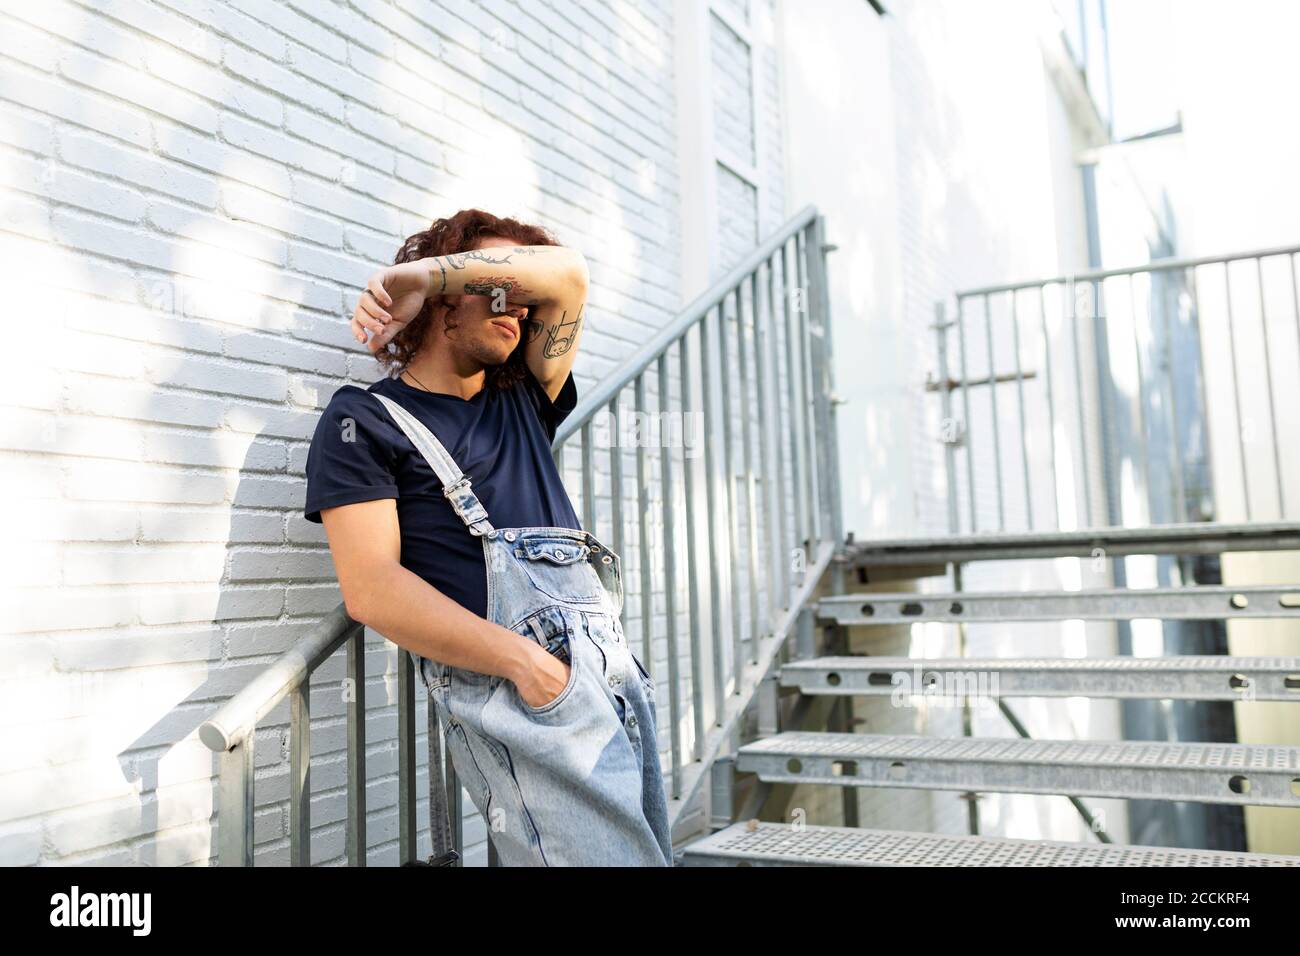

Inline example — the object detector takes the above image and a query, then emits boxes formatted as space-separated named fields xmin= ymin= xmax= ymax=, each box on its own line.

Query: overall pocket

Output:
xmin=511 ymin=606 xmax=582 ymax=715
xmin=513 ymin=537 xmax=606 ymax=605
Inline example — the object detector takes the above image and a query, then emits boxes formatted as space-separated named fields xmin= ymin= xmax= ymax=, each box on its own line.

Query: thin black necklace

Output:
xmin=401 ymin=367 xmax=432 ymax=392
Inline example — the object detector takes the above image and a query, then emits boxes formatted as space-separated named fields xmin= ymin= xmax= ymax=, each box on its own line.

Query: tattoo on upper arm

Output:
xmin=542 ymin=306 xmax=583 ymax=358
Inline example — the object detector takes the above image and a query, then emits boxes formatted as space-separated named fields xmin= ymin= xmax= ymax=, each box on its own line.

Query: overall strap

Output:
xmin=371 ymin=392 xmax=496 ymax=537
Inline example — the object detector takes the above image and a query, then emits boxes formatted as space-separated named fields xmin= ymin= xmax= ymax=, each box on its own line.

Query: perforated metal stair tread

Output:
xmin=679 ymin=822 xmax=1300 ymax=867
xmin=843 ymin=520 xmax=1300 ymax=565
xmin=817 ymin=585 xmax=1300 ymax=622
xmin=736 ymin=733 xmax=1300 ymax=806
xmin=779 ymin=655 xmax=1300 ymax=701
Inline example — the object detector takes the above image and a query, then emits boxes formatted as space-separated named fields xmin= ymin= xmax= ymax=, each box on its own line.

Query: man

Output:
xmin=303 ymin=208 xmax=671 ymax=867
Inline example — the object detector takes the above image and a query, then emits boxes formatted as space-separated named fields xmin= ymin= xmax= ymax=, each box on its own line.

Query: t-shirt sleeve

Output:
xmin=303 ymin=386 xmax=400 ymax=523
xmin=521 ymin=365 xmax=578 ymax=443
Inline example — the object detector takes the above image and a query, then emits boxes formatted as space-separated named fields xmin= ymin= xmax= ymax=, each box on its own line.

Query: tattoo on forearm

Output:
xmin=462 ymin=275 xmax=538 ymax=307
xmin=427 ymin=249 xmax=517 ymax=294
xmin=542 ymin=306 xmax=583 ymax=358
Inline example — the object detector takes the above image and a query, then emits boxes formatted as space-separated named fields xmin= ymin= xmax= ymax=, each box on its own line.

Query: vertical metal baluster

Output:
xmin=795 ymin=230 xmax=822 ymax=544
xmin=1188 ymin=265 xmax=1217 ymax=520
xmin=657 ymin=350 xmax=682 ymax=796
xmin=717 ymin=291 xmax=742 ymax=691
xmin=346 ymin=623 xmax=366 ymax=866
xmin=805 ymin=215 xmax=844 ymax=570
xmin=635 ymin=373 xmax=653 ymax=689
xmin=218 ymin=740 xmax=254 ymax=866
xmin=1158 ymin=271 xmax=1187 ymax=521
xmin=290 ymin=670 xmax=311 ymax=866
xmin=1223 ymin=261 xmax=1252 ymax=520
xmin=1129 ymin=273 xmax=1154 ymax=522
xmin=1010 ymin=289 xmax=1032 ymax=528
xmin=984 ymin=292 xmax=1005 ymax=530
xmin=935 ymin=303 xmax=960 ymax=533
xmin=957 ymin=295 xmax=977 ymax=532
xmin=1290 ymin=252 xmax=1300 ymax=518
xmin=396 ymin=653 xmax=414 ymax=867
xmin=754 ymin=260 xmax=779 ymax=627
xmin=581 ymin=420 xmax=596 ymax=534
xmin=700 ymin=306 xmax=726 ymax=721
xmin=1254 ymin=256 xmax=1285 ymax=517
xmin=1094 ymin=276 xmax=1119 ymax=529
xmin=738 ymin=274 xmax=761 ymax=662
xmin=781 ymin=239 xmax=809 ymax=575
xmin=552 ymin=440 xmax=563 ymax=473
xmin=609 ymin=394 xmax=626 ymax=631
xmin=679 ymin=326 xmax=705 ymax=755
xmin=1069 ymin=281 xmax=1093 ymax=526
xmin=1037 ymin=284 xmax=1061 ymax=529
xmin=1292 ymin=255 xmax=1300 ymax=405
xmin=766 ymin=251 xmax=791 ymax=606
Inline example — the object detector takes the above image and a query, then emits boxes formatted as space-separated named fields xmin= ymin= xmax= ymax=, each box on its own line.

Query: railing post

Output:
xmin=218 ymin=740 xmax=254 ymax=866
xmin=290 ymin=676 xmax=311 ymax=866
xmin=805 ymin=214 xmax=844 ymax=590
xmin=781 ymin=240 xmax=809 ymax=578
xmin=345 ymin=623 xmax=366 ymax=866
xmin=679 ymin=328 xmax=706 ymax=760
xmin=398 ymin=649 xmax=417 ymax=865
xmin=657 ymin=351 xmax=683 ymax=798
xmin=933 ymin=301 xmax=960 ymax=535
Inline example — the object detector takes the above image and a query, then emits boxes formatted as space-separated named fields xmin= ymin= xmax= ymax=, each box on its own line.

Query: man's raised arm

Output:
xmin=351 ymin=244 xmax=588 ymax=403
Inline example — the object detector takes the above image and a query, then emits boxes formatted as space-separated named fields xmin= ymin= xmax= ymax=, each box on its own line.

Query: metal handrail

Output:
xmin=555 ymin=203 xmax=820 ymax=442
xmin=548 ymin=206 xmax=844 ymax=821
xmin=200 ymin=206 xmax=846 ymax=865
xmin=200 ymin=602 xmax=450 ymax=867
xmin=936 ymin=243 xmax=1300 ymax=534
xmin=954 ymin=241 xmax=1300 ymax=297
xmin=200 ymin=605 xmax=356 ymax=753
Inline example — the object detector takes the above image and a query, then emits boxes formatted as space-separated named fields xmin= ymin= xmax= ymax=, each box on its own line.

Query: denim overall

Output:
xmin=372 ymin=392 xmax=673 ymax=867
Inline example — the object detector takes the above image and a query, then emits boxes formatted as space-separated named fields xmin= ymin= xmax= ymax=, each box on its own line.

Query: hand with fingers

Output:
xmin=350 ymin=261 xmax=437 ymax=352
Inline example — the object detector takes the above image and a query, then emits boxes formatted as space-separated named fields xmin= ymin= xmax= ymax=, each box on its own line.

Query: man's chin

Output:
xmin=470 ymin=349 xmax=513 ymax=368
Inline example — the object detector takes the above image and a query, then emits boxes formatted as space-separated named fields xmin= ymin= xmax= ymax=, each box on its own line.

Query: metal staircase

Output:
xmin=201 ymin=208 xmax=1300 ymax=866
xmin=681 ymin=522 xmax=1300 ymax=866
xmin=679 ymin=235 xmax=1300 ymax=866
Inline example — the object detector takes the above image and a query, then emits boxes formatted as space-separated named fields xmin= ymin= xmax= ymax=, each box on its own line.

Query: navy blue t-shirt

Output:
xmin=303 ymin=367 xmax=581 ymax=618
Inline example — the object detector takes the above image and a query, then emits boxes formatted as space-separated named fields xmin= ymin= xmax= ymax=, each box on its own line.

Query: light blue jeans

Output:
xmin=419 ymin=526 xmax=673 ymax=867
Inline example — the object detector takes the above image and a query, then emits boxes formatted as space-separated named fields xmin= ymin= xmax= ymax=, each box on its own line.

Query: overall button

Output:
xmin=553 ymin=546 xmax=567 ymax=559
xmin=504 ymin=530 xmax=517 ymax=542
xmin=601 ymin=555 xmax=612 ymax=564
xmin=607 ymin=674 xmax=621 ymax=688
xmin=627 ymin=714 xmax=637 ymax=728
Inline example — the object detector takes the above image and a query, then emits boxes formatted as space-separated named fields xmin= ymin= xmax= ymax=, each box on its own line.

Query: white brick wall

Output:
xmin=0 ymin=0 xmax=795 ymax=866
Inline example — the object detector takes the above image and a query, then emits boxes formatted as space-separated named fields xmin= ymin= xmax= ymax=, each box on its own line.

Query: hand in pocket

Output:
xmin=516 ymin=638 xmax=571 ymax=709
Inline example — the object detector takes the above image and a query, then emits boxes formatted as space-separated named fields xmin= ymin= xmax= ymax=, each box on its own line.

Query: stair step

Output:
xmin=818 ymin=585 xmax=1300 ymax=623
xmin=737 ymin=732 xmax=1300 ymax=806
xmin=780 ymin=655 xmax=1300 ymax=701
xmin=679 ymin=821 xmax=1300 ymax=867
xmin=845 ymin=520 xmax=1300 ymax=566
